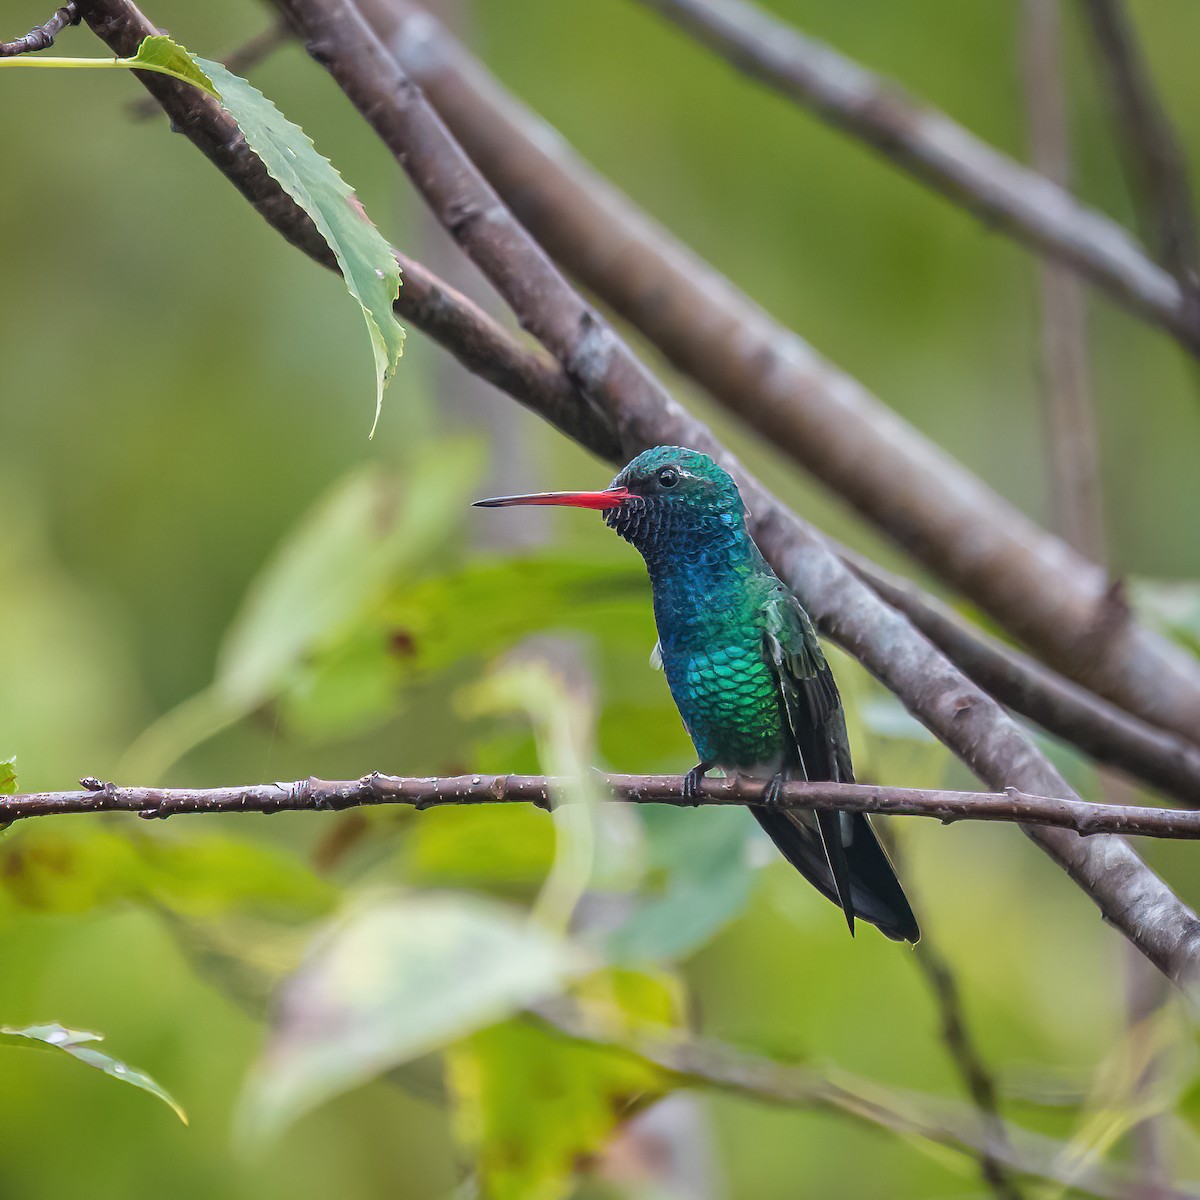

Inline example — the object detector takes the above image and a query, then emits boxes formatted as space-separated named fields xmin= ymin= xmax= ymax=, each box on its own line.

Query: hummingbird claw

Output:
xmin=682 ymin=762 xmax=715 ymax=806
xmin=763 ymin=774 xmax=785 ymax=813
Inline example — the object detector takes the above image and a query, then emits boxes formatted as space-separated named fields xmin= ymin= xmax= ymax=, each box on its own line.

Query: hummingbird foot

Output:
xmin=762 ymin=773 xmax=786 ymax=812
xmin=682 ymin=761 xmax=716 ymax=805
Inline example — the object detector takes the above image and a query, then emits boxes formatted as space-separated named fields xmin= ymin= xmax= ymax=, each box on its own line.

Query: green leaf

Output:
xmin=283 ymin=554 xmax=650 ymax=739
xmin=0 ymin=756 xmax=15 ymax=795
xmin=1 ymin=35 xmax=402 ymax=434
xmin=0 ymin=825 xmax=334 ymax=919
xmin=123 ymin=450 xmax=479 ymax=779
xmin=447 ymin=968 xmax=676 ymax=1200
xmin=0 ymin=34 xmax=218 ymax=98
xmin=128 ymin=33 xmax=219 ymax=96
xmin=606 ymin=805 xmax=756 ymax=964
xmin=0 ymin=1023 xmax=187 ymax=1123
xmin=239 ymin=892 xmax=587 ymax=1145
xmin=195 ymin=54 xmax=404 ymax=436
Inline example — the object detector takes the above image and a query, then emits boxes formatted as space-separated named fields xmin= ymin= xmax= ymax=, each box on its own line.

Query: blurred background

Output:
xmin=2 ymin=1 xmax=1199 ymax=1196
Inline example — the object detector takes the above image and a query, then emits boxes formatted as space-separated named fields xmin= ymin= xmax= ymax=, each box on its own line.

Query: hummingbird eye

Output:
xmin=656 ymin=467 xmax=680 ymax=489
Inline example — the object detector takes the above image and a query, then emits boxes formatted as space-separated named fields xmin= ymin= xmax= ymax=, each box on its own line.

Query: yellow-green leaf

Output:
xmin=0 ymin=1023 xmax=187 ymax=1124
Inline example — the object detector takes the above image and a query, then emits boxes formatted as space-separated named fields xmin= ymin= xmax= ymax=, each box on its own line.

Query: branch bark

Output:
xmin=633 ymin=0 xmax=1198 ymax=350
xmin=537 ymin=1000 xmax=1199 ymax=1200
xmin=364 ymin=0 xmax=1200 ymax=747
xmin=71 ymin=0 xmax=1200 ymax=986
xmin=0 ymin=4 xmax=78 ymax=56
xmin=1080 ymin=0 xmax=1200 ymax=289
xmin=851 ymin=564 xmax=1200 ymax=806
xmin=7 ymin=773 xmax=1200 ymax=840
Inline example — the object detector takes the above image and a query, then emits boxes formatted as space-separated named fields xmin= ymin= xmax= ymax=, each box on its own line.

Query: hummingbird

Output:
xmin=474 ymin=446 xmax=919 ymax=943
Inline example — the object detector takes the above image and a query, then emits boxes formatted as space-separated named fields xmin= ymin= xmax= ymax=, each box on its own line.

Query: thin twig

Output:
xmin=914 ymin=939 xmax=1023 ymax=1199
xmin=632 ymin=0 xmax=1198 ymax=352
xmin=365 ymin=0 xmax=1200 ymax=747
xmin=70 ymin=0 xmax=1200 ymax=986
xmin=0 ymin=3 xmax=78 ymax=56
xmin=6 ymin=772 xmax=1200 ymax=839
xmin=1080 ymin=0 xmax=1200 ymax=292
xmin=1022 ymin=0 xmax=1105 ymax=564
xmin=535 ymin=1000 xmax=1200 ymax=1200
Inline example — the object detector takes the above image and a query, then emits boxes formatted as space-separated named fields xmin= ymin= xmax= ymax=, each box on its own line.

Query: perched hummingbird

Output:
xmin=474 ymin=446 xmax=919 ymax=943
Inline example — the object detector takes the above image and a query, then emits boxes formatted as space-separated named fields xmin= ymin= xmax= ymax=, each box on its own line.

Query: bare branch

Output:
xmin=536 ymin=1000 xmax=1200 ymax=1200
xmin=1022 ymin=0 xmax=1106 ymax=564
xmin=71 ymin=0 xmax=1200 ymax=985
xmin=1080 ymin=0 xmax=1200 ymax=289
xmin=0 ymin=3 xmax=78 ymax=56
xmin=633 ymin=0 xmax=1198 ymax=351
xmin=7 ymin=773 xmax=1200 ymax=841
xmin=913 ymin=939 xmax=1023 ymax=1199
xmin=851 ymin=564 xmax=1200 ymax=807
xmin=365 ymin=0 xmax=1200 ymax=747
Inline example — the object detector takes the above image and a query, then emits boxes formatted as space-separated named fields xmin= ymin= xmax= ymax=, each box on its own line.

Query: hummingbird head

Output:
xmin=473 ymin=446 xmax=747 ymax=564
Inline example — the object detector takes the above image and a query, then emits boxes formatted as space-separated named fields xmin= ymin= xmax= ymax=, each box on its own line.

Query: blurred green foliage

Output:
xmin=2 ymin=0 xmax=1200 ymax=1197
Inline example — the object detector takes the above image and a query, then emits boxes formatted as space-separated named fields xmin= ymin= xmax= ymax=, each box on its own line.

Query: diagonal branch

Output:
xmin=8 ymin=772 xmax=1200 ymax=839
xmin=71 ymin=0 xmax=1200 ymax=985
xmin=850 ymin=564 xmax=1200 ymax=806
xmin=633 ymin=0 xmax=1198 ymax=350
xmin=363 ymin=0 xmax=1200 ymax=747
xmin=1080 ymin=0 xmax=1200 ymax=290
xmin=0 ymin=3 xmax=78 ymax=56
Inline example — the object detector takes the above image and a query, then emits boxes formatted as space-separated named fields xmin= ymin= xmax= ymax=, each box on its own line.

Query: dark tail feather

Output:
xmin=815 ymin=809 xmax=856 ymax=936
xmin=754 ymin=809 xmax=920 ymax=943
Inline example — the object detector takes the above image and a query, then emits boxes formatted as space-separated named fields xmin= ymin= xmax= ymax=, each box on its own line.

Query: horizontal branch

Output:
xmin=6 ymin=773 xmax=1200 ymax=840
xmin=368 ymin=0 xmax=1200 ymax=749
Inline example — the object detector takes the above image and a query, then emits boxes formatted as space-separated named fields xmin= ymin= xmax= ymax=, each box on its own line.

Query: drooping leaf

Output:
xmin=447 ymin=968 xmax=677 ymax=1200
xmin=1 ymin=35 xmax=403 ymax=434
xmin=239 ymin=892 xmax=587 ymax=1145
xmin=0 ymin=756 xmax=15 ymax=795
xmin=0 ymin=1023 xmax=187 ymax=1123
xmin=195 ymin=55 xmax=404 ymax=436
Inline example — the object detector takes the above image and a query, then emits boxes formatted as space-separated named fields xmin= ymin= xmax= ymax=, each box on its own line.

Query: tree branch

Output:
xmin=6 ymin=773 xmax=1200 ymax=840
xmin=633 ymin=0 xmax=1198 ymax=351
xmin=75 ymin=0 xmax=1200 ymax=806
xmin=850 ymin=563 xmax=1200 ymax=807
xmin=536 ymin=1000 xmax=1200 ymax=1200
xmin=913 ymin=939 xmax=1023 ymax=1199
xmin=364 ymin=0 xmax=1200 ymax=748
xmin=1080 ymin=0 xmax=1200 ymax=290
xmin=71 ymin=0 xmax=1200 ymax=985
xmin=0 ymin=3 xmax=78 ymax=56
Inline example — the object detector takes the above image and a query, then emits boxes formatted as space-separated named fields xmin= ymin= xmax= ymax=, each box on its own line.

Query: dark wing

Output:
xmin=759 ymin=589 xmax=920 ymax=943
